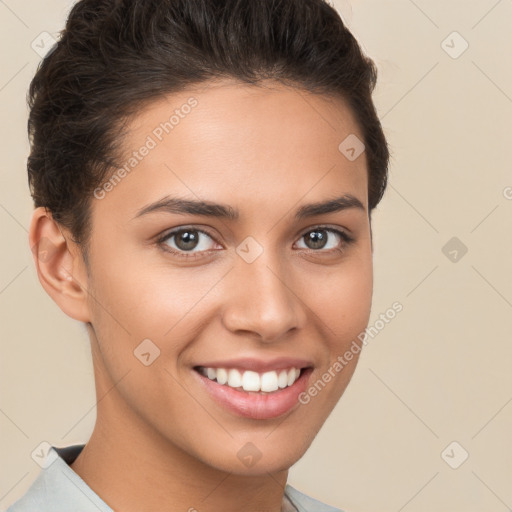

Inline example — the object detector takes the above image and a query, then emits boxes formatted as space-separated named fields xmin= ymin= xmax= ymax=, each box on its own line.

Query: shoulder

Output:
xmin=5 ymin=445 xmax=112 ymax=512
xmin=284 ymin=484 xmax=346 ymax=512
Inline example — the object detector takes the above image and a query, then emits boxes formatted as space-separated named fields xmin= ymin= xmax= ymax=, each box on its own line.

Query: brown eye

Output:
xmin=296 ymin=227 xmax=353 ymax=252
xmin=158 ymin=227 xmax=219 ymax=258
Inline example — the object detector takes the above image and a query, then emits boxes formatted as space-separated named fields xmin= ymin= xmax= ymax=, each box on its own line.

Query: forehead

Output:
xmin=91 ymin=78 xmax=368 ymax=225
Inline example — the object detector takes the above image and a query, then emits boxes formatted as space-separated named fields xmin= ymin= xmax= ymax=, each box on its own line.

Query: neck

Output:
xmin=69 ymin=340 xmax=289 ymax=512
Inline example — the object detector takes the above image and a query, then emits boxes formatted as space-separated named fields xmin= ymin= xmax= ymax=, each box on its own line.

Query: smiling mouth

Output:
xmin=193 ymin=366 xmax=306 ymax=394
xmin=192 ymin=364 xmax=314 ymax=420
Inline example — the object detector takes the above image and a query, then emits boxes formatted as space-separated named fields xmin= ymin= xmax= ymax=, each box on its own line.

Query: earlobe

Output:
xmin=29 ymin=207 xmax=92 ymax=323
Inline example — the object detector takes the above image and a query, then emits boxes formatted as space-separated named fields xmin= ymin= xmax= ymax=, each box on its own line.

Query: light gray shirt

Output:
xmin=6 ymin=445 xmax=344 ymax=512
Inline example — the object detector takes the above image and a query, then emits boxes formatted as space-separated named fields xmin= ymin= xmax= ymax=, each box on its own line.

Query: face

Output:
xmin=61 ymin=79 xmax=373 ymax=475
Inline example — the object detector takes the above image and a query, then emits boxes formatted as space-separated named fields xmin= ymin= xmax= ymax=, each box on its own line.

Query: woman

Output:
xmin=9 ymin=0 xmax=389 ymax=510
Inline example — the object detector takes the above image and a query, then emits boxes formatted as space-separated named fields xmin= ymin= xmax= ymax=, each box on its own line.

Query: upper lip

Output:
xmin=194 ymin=357 xmax=314 ymax=373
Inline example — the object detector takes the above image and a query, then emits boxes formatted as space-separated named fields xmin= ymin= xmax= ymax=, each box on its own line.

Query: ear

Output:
xmin=29 ymin=207 xmax=92 ymax=323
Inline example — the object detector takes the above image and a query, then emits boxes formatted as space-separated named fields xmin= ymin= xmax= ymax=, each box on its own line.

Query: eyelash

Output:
xmin=156 ymin=225 xmax=355 ymax=260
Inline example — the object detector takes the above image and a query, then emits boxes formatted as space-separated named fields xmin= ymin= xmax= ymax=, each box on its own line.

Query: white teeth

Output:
xmin=278 ymin=370 xmax=288 ymax=389
xmin=198 ymin=366 xmax=303 ymax=393
xmin=261 ymin=371 xmax=279 ymax=392
xmin=216 ymin=368 xmax=228 ymax=385
xmin=242 ymin=370 xmax=260 ymax=391
xmin=228 ymin=368 xmax=243 ymax=388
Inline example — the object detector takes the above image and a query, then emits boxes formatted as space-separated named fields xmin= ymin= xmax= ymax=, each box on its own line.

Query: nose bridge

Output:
xmin=221 ymin=241 xmax=305 ymax=340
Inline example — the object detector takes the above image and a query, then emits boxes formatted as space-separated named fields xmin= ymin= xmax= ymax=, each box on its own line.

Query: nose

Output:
xmin=220 ymin=249 xmax=307 ymax=342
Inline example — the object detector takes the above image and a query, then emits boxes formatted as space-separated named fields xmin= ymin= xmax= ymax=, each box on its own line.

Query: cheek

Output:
xmin=87 ymin=248 xmax=225 ymax=372
xmin=301 ymin=254 xmax=372 ymax=417
xmin=89 ymin=245 xmax=191 ymax=332
xmin=314 ymin=251 xmax=373 ymax=347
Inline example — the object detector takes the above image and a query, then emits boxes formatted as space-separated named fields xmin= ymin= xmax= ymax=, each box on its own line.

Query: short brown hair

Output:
xmin=27 ymin=0 xmax=390 ymax=265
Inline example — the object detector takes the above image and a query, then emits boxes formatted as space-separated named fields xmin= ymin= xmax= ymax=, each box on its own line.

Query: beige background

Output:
xmin=1 ymin=1 xmax=511 ymax=511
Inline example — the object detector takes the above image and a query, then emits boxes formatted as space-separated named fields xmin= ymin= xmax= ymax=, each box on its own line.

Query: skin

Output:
xmin=29 ymin=78 xmax=374 ymax=512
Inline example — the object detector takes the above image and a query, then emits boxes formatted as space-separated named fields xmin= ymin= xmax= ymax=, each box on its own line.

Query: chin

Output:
xmin=195 ymin=427 xmax=319 ymax=476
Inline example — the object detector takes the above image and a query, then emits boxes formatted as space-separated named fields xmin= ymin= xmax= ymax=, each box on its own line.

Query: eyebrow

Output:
xmin=132 ymin=194 xmax=366 ymax=221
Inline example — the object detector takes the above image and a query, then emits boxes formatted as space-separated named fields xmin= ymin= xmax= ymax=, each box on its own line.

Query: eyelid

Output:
xmin=297 ymin=223 xmax=353 ymax=240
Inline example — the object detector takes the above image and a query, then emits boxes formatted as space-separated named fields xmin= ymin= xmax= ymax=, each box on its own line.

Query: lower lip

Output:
xmin=193 ymin=368 xmax=313 ymax=420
